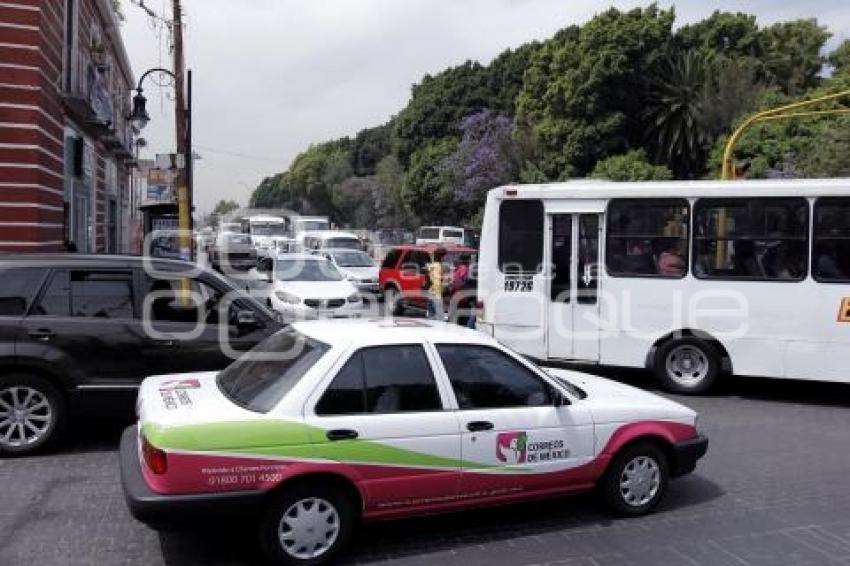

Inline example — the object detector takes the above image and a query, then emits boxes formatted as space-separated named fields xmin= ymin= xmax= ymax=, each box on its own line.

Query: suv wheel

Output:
xmin=0 ymin=374 xmax=66 ymax=456
xmin=601 ymin=442 xmax=668 ymax=517
xmin=260 ymin=483 xmax=356 ymax=566
xmin=654 ymin=337 xmax=721 ymax=394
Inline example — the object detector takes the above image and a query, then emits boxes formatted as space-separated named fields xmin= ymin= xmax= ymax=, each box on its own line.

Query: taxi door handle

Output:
xmin=466 ymin=421 xmax=494 ymax=432
xmin=326 ymin=429 xmax=359 ymax=441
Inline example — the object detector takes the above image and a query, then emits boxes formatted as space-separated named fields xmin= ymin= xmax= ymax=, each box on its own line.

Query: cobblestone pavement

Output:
xmin=2 ymin=372 xmax=850 ymax=566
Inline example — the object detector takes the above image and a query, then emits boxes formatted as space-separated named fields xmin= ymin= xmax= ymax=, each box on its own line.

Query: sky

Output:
xmin=119 ymin=0 xmax=850 ymax=214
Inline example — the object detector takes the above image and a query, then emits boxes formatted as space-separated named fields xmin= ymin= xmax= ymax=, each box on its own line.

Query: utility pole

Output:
xmin=172 ymin=0 xmax=191 ymax=263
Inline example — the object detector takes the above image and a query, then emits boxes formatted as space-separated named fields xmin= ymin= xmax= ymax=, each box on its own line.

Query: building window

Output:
xmin=813 ymin=198 xmax=850 ymax=283
xmin=693 ymin=198 xmax=808 ymax=281
xmin=606 ymin=199 xmax=689 ymax=278
xmin=63 ymin=0 xmax=78 ymax=93
xmin=499 ymin=199 xmax=544 ymax=274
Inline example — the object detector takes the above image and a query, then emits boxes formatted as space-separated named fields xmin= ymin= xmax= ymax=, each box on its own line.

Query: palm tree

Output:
xmin=644 ymin=49 xmax=712 ymax=179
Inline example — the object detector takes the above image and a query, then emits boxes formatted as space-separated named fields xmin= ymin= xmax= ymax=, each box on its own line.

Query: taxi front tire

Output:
xmin=259 ymin=482 xmax=356 ymax=566
xmin=600 ymin=442 xmax=669 ymax=517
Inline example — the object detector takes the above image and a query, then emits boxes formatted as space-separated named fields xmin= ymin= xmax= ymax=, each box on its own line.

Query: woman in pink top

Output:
xmin=658 ymin=242 xmax=685 ymax=277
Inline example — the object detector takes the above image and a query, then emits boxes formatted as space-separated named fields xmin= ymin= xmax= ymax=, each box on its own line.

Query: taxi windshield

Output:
xmin=217 ymin=328 xmax=330 ymax=413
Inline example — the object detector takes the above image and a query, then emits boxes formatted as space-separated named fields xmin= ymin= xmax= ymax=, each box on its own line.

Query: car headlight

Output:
xmin=275 ymin=291 xmax=301 ymax=305
xmin=347 ymin=293 xmax=361 ymax=303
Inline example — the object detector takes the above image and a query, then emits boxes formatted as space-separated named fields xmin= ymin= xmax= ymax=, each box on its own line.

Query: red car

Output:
xmin=379 ymin=244 xmax=476 ymax=314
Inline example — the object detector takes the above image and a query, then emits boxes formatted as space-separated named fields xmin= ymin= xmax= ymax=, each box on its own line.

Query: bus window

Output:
xmin=606 ymin=199 xmax=689 ymax=278
xmin=499 ymin=200 xmax=543 ymax=274
xmin=813 ymin=197 xmax=850 ymax=283
xmin=693 ymin=198 xmax=808 ymax=281
xmin=550 ymin=215 xmax=571 ymax=302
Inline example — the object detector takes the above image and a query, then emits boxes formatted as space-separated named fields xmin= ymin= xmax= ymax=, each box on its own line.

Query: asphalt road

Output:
xmin=3 ymin=370 xmax=850 ymax=566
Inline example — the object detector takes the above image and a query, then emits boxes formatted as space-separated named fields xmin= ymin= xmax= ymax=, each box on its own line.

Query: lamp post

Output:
xmin=127 ymin=66 xmax=195 ymax=261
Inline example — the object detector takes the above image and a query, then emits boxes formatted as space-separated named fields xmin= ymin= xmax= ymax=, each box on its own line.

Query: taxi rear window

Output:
xmin=217 ymin=328 xmax=329 ymax=413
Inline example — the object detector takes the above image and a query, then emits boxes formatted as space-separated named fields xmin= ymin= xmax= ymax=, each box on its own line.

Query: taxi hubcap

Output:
xmin=0 ymin=386 xmax=52 ymax=448
xmin=665 ymin=345 xmax=709 ymax=384
xmin=620 ymin=455 xmax=661 ymax=507
xmin=278 ymin=497 xmax=339 ymax=560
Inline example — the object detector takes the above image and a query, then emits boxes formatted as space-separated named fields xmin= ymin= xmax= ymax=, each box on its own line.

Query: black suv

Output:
xmin=0 ymin=254 xmax=284 ymax=455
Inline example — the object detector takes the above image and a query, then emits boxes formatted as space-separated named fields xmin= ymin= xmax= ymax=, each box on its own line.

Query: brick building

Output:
xmin=0 ymin=0 xmax=137 ymax=253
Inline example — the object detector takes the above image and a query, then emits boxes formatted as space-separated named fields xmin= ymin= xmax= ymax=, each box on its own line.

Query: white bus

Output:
xmin=416 ymin=226 xmax=465 ymax=245
xmin=244 ymin=215 xmax=289 ymax=258
xmin=477 ymin=179 xmax=850 ymax=393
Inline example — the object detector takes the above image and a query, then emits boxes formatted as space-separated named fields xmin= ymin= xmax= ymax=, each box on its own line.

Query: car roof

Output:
xmin=274 ymin=253 xmax=327 ymax=261
xmin=292 ymin=318 xmax=495 ymax=348
xmin=318 ymin=248 xmax=369 ymax=254
xmin=303 ymin=230 xmax=358 ymax=239
xmin=388 ymin=244 xmax=477 ymax=253
xmin=0 ymin=253 xmax=197 ymax=272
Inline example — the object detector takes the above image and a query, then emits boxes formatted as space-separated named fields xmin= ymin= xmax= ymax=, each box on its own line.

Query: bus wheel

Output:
xmin=653 ymin=337 xmax=720 ymax=394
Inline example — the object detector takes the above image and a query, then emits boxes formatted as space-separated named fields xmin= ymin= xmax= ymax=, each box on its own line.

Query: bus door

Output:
xmin=547 ymin=213 xmax=602 ymax=361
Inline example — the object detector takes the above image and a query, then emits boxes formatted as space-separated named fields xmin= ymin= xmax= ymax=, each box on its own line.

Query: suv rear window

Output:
xmin=217 ymin=328 xmax=330 ymax=413
xmin=381 ymin=248 xmax=402 ymax=269
xmin=0 ymin=268 xmax=46 ymax=316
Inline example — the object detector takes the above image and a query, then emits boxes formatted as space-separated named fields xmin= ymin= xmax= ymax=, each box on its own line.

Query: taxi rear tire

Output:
xmin=259 ymin=482 xmax=356 ymax=566
xmin=600 ymin=441 xmax=669 ymax=517
xmin=653 ymin=337 xmax=720 ymax=394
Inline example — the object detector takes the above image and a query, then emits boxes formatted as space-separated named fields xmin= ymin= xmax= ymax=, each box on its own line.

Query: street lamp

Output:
xmin=128 ymin=90 xmax=150 ymax=131
xmin=126 ymin=67 xmax=174 ymax=133
xmin=128 ymin=66 xmax=195 ymax=263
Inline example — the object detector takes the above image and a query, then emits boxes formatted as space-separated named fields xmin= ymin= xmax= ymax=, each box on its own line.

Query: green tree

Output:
xmin=675 ymin=11 xmax=761 ymax=59
xmin=591 ymin=150 xmax=672 ymax=181
xmin=212 ymin=199 xmax=240 ymax=216
xmin=515 ymin=6 xmax=675 ymax=179
xmin=401 ymin=138 xmax=458 ymax=223
xmin=759 ymin=19 xmax=830 ymax=95
xmin=375 ymin=155 xmax=412 ymax=227
xmin=644 ymin=49 xmax=712 ymax=178
xmin=829 ymin=40 xmax=850 ymax=75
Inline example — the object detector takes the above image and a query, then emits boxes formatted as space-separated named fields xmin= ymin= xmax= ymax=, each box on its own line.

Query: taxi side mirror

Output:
xmin=552 ymin=389 xmax=571 ymax=407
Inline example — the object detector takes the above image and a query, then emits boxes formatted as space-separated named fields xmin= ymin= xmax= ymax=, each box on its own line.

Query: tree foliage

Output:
xmin=251 ymin=7 xmax=844 ymax=227
xmin=592 ymin=150 xmax=672 ymax=181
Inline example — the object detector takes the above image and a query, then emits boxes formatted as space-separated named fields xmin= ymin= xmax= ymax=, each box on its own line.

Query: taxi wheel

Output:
xmin=0 ymin=373 xmax=66 ymax=457
xmin=653 ymin=337 xmax=720 ymax=394
xmin=601 ymin=442 xmax=668 ymax=517
xmin=259 ymin=482 xmax=356 ymax=566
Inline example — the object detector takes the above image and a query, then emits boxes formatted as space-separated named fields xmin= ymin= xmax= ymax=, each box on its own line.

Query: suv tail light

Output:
xmin=141 ymin=434 xmax=168 ymax=475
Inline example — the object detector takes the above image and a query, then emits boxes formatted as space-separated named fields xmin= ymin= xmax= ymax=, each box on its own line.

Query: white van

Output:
xmin=301 ymin=230 xmax=361 ymax=252
xmin=416 ymin=226 xmax=465 ymax=245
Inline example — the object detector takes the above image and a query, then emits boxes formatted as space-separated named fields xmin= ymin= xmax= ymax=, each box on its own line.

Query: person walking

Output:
xmin=450 ymin=254 xmax=476 ymax=327
xmin=426 ymin=248 xmax=447 ymax=320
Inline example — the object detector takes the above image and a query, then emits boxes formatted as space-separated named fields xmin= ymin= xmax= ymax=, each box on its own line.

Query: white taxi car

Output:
xmin=120 ymin=319 xmax=708 ymax=565
xmin=266 ymin=254 xmax=363 ymax=321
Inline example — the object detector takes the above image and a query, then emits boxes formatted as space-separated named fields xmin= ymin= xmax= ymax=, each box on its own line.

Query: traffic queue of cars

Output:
xmin=0 ymin=243 xmax=709 ymax=565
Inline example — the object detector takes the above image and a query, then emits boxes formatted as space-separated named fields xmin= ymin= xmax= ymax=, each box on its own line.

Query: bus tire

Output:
xmin=653 ymin=337 xmax=720 ymax=394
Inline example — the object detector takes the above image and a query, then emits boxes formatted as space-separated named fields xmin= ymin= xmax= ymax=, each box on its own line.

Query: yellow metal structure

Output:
xmin=721 ymin=88 xmax=850 ymax=180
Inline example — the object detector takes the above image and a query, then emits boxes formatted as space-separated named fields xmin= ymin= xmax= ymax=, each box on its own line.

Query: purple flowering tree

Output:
xmin=444 ymin=109 xmax=521 ymax=220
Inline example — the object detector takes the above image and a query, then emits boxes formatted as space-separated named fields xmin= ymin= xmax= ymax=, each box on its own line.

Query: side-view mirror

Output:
xmin=553 ymin=389 xmax=571 ymax=407
xmin=236 ymin=309 xmax=261 ymax=330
